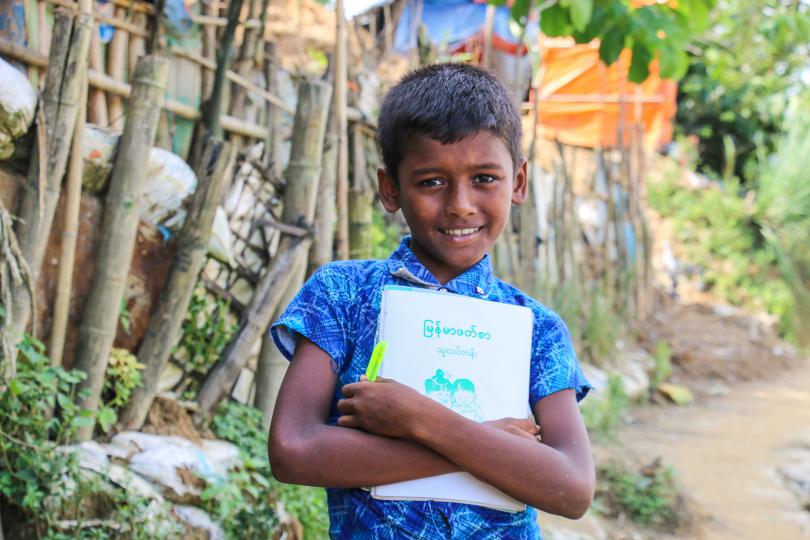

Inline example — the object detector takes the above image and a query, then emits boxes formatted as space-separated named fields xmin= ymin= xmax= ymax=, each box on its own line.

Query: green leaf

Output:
xmin=658 ymin=44 xmax=688 ymax=80
xmin=540 ymin=4 xmax=571 ymax=37
xmin=564 ymin=0 xmax=594 ymax=33
xmin=9 ymin=378 xmax=22 ymax=397
xmin=97 ymin=406 xmax=117 ymax=433
xmin=510 ymin=0 xmax=529 ymax=23
xmin=599 ymin=24 xmax=627 ymax=65
xmin=628 ymin=41 xmax=652 ymax=83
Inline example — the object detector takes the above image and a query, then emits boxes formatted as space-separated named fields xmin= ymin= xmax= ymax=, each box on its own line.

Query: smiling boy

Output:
xmin=269 ymin=63 xmax=594 ymax=539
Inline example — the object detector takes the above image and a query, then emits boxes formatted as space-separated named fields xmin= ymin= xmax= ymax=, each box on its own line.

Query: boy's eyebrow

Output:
xmin=409 ymin=163 xmax=506 ymax=176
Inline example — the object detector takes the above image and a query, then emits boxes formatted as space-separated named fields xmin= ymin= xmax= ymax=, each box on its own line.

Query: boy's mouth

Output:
xmin=438 ymin=226 xmax=483 ymax=238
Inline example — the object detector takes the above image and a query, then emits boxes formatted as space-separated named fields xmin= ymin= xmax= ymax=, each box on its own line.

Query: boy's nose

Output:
xmin=446 ymin=184 xmax=475 ymax=217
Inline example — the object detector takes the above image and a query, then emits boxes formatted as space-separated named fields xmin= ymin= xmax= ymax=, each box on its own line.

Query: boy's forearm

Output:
xmin=410 ymin=399 xmax=594 ymax=518
xmin=269 ymin=423 xmax=458 ymax=488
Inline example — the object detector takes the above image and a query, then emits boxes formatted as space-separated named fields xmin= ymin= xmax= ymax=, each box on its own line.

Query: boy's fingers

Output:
xmin=342 ymin=382 xmax=361 ymax=396
xmin=336 ymin=414 xmax=358 ymax=428
xmin=336 ymin=398 xmax=353 ymax=414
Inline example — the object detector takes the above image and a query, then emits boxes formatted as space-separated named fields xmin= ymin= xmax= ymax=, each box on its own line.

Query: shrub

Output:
xmin=209 ymin=401 xmax=329 ymax=539
xmin=597 ymin=460 xmax=680 ymax=527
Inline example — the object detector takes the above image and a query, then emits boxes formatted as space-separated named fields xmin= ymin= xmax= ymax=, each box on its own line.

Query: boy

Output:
xmin=269 ymin=63 xmax=594 ymax=539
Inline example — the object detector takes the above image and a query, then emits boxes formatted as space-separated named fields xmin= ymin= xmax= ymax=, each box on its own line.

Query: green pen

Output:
xmin=365 ymin=340 xmax=388 ymax=382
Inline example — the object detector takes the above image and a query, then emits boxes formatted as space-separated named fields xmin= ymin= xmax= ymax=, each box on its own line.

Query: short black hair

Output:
xmin=376 ymin=63 xmax=522 ymax=182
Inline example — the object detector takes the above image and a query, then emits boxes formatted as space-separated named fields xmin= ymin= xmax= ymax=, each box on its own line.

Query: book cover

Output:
xmin=370 ymin=285 xmax=533 ymax=512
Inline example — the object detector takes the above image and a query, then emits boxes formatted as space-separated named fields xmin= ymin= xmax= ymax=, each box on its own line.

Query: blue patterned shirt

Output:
xmin=271 ymin=237 xmax=591 ymax=539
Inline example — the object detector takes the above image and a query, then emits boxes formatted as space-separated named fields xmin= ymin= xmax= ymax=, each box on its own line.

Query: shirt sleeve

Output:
xmin=270 ymin=265 xmax=355 ymax=371
xmin=529 ymin=310 xmax=591 ymax=406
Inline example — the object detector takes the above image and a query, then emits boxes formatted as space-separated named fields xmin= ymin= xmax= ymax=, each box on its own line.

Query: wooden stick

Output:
xmin=8 ymin=11 xmax=92 ymax=351
xmin=72 ymin=55 xmax=169 ymax=442
xmin=196 ymin=80 xmax=332 ymax=420
xmin=334 ymin=0 xmax=350 ymax=260
xmin=117 ymin=138 xmax=235 ymax=431
xmin=170 ymin=47 xmax=292 ymax=113
xmin=190 ymin=14 xmax=261 ymax=29
xmin=189 ymin=0 xmax=245 ymax=166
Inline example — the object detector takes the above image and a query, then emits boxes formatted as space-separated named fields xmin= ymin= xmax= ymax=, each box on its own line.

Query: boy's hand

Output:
xmin=484 ymin=417 xmax=541 ymax=441
xmin=337 ymin=376 xmax=429 ymax=438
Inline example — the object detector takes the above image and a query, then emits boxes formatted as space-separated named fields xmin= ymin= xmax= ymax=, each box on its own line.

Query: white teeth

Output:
xmin=441 ymin=227 xmax=481 ymax=236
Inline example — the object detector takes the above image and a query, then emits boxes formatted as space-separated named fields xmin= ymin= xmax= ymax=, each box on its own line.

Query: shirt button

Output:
xmin=438 ymin=288 xmax=447 ymax=293
xmin=476 ymin=286 xmax=485 ymax=295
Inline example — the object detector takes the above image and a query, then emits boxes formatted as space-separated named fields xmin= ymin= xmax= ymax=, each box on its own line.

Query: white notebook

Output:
xmin=370 ymin=285 xmax=533 ymax=512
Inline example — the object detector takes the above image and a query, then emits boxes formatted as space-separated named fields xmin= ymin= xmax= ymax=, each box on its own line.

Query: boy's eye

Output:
xmin=474 ymin=174 xmax=498 ymax=184
xmin=418 ymin=178 xmax=444 ymax=187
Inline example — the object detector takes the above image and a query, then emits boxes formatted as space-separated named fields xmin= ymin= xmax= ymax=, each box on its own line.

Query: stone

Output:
xmin=173 ymin=505 xmax=226 ymax=540
xmin=0 ymin=58 xmax=37 ymax=160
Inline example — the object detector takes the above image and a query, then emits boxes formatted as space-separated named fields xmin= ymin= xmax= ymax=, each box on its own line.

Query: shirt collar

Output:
xmin=386 ymin=236 xmax=495 ymax=297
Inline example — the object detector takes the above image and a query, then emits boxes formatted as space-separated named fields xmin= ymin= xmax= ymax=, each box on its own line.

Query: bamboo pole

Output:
xmin=49 ymin=0 xmax=93 ymax=370
xmin=106 ymin=6 xmax=129 ymax=130
xmin=263 ymin=41 xmax=283 ymax=177
xmin=189 ymin=0 xmax=245 ymax=167
xmin=0 ymin=38 xmax=274 ymax=139
xmin=253 ymin=253 xmax=306 ymax=427
xmin=334 ymin=0 xmax=350 ymax=260
xmin=117 ymin=138 xmax=235 ymax=431
xmin=8 ymin=11 xmax=92 ymax=353
xmin=87 ymin=28 xmax=108 ymax=126
xmin=49 ymin=61 xmax=89 ymax=369
xmin=195 ymin=79 xmax=332 ymax=420
xmin=348 ymin=123 xmax=372 ymax=259
xmin=307 ymin=125 xmax=337 ymax=277
xmin=72 ymin=55 xmax=169 ymax=442
xmin=200 ymin=0 xmax=217 ymax=101
xmin=128 ymin=11 xmax=146 ymax=75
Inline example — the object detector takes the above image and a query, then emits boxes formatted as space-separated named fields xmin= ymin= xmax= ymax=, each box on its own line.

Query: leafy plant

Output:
xmin=753 ymin=95 xmax=810 ymax=348
xmin=582 ymin=375 xmax=629 ymax=441
xmin=582 ymin=288 xmax=626 ymax=367
xmin=209 ymin=401 xmax=329 ymax=539
xmin=371 ymin=207 xmax=402 ymax=260
xmin=676 ymin=0 xmax=810 ymax=183
xmin=649 ymin=339 xmax=672 ymax=392
xmin=598 ymin=460 xmax=680 ymax=527
xmin=493 ymin=0 xmax=716 ymax=83
xmin=0 ymin=335 xmax=180 ymax=539
xmin=97 ymin=348 xmax=145 ymax=433
xmin=581 ymin=374 xmax=628 ymax=442
xmin=648 ymin=165 xmax=794 ymax=336
xmin=175 ymin=287 xmax=238 ymax=399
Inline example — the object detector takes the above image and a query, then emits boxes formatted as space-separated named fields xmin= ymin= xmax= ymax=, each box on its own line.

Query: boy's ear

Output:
xmin=377 ymin=167 xmax=401 ymax=213
xmin=511 ymin=157 xmax=529 ymax=206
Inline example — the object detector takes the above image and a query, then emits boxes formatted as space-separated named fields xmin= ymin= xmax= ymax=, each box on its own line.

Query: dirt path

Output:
xmin=536 ymin=300 xmax=810 ymax=540
xmin=619 ymin=360 xmax=810 ymax=539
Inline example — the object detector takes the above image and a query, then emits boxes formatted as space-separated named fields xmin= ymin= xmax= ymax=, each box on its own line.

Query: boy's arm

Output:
xmin=337 ymin=379 xmax=595 ymax=518
xmin=268 ymin=337 xmax=461 ymax=487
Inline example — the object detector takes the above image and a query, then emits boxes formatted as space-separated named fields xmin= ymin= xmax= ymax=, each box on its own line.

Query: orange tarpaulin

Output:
xmin=534 ymin=38 xmax=678 ymax=151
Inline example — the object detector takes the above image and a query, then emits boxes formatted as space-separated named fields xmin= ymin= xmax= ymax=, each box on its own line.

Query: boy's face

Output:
xmin=378 ymin=131 xmax=527 ymax=284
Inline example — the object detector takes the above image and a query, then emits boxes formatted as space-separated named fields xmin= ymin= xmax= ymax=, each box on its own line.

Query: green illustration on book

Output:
xmin=424 ymin=369 xmax=484 ymax=422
